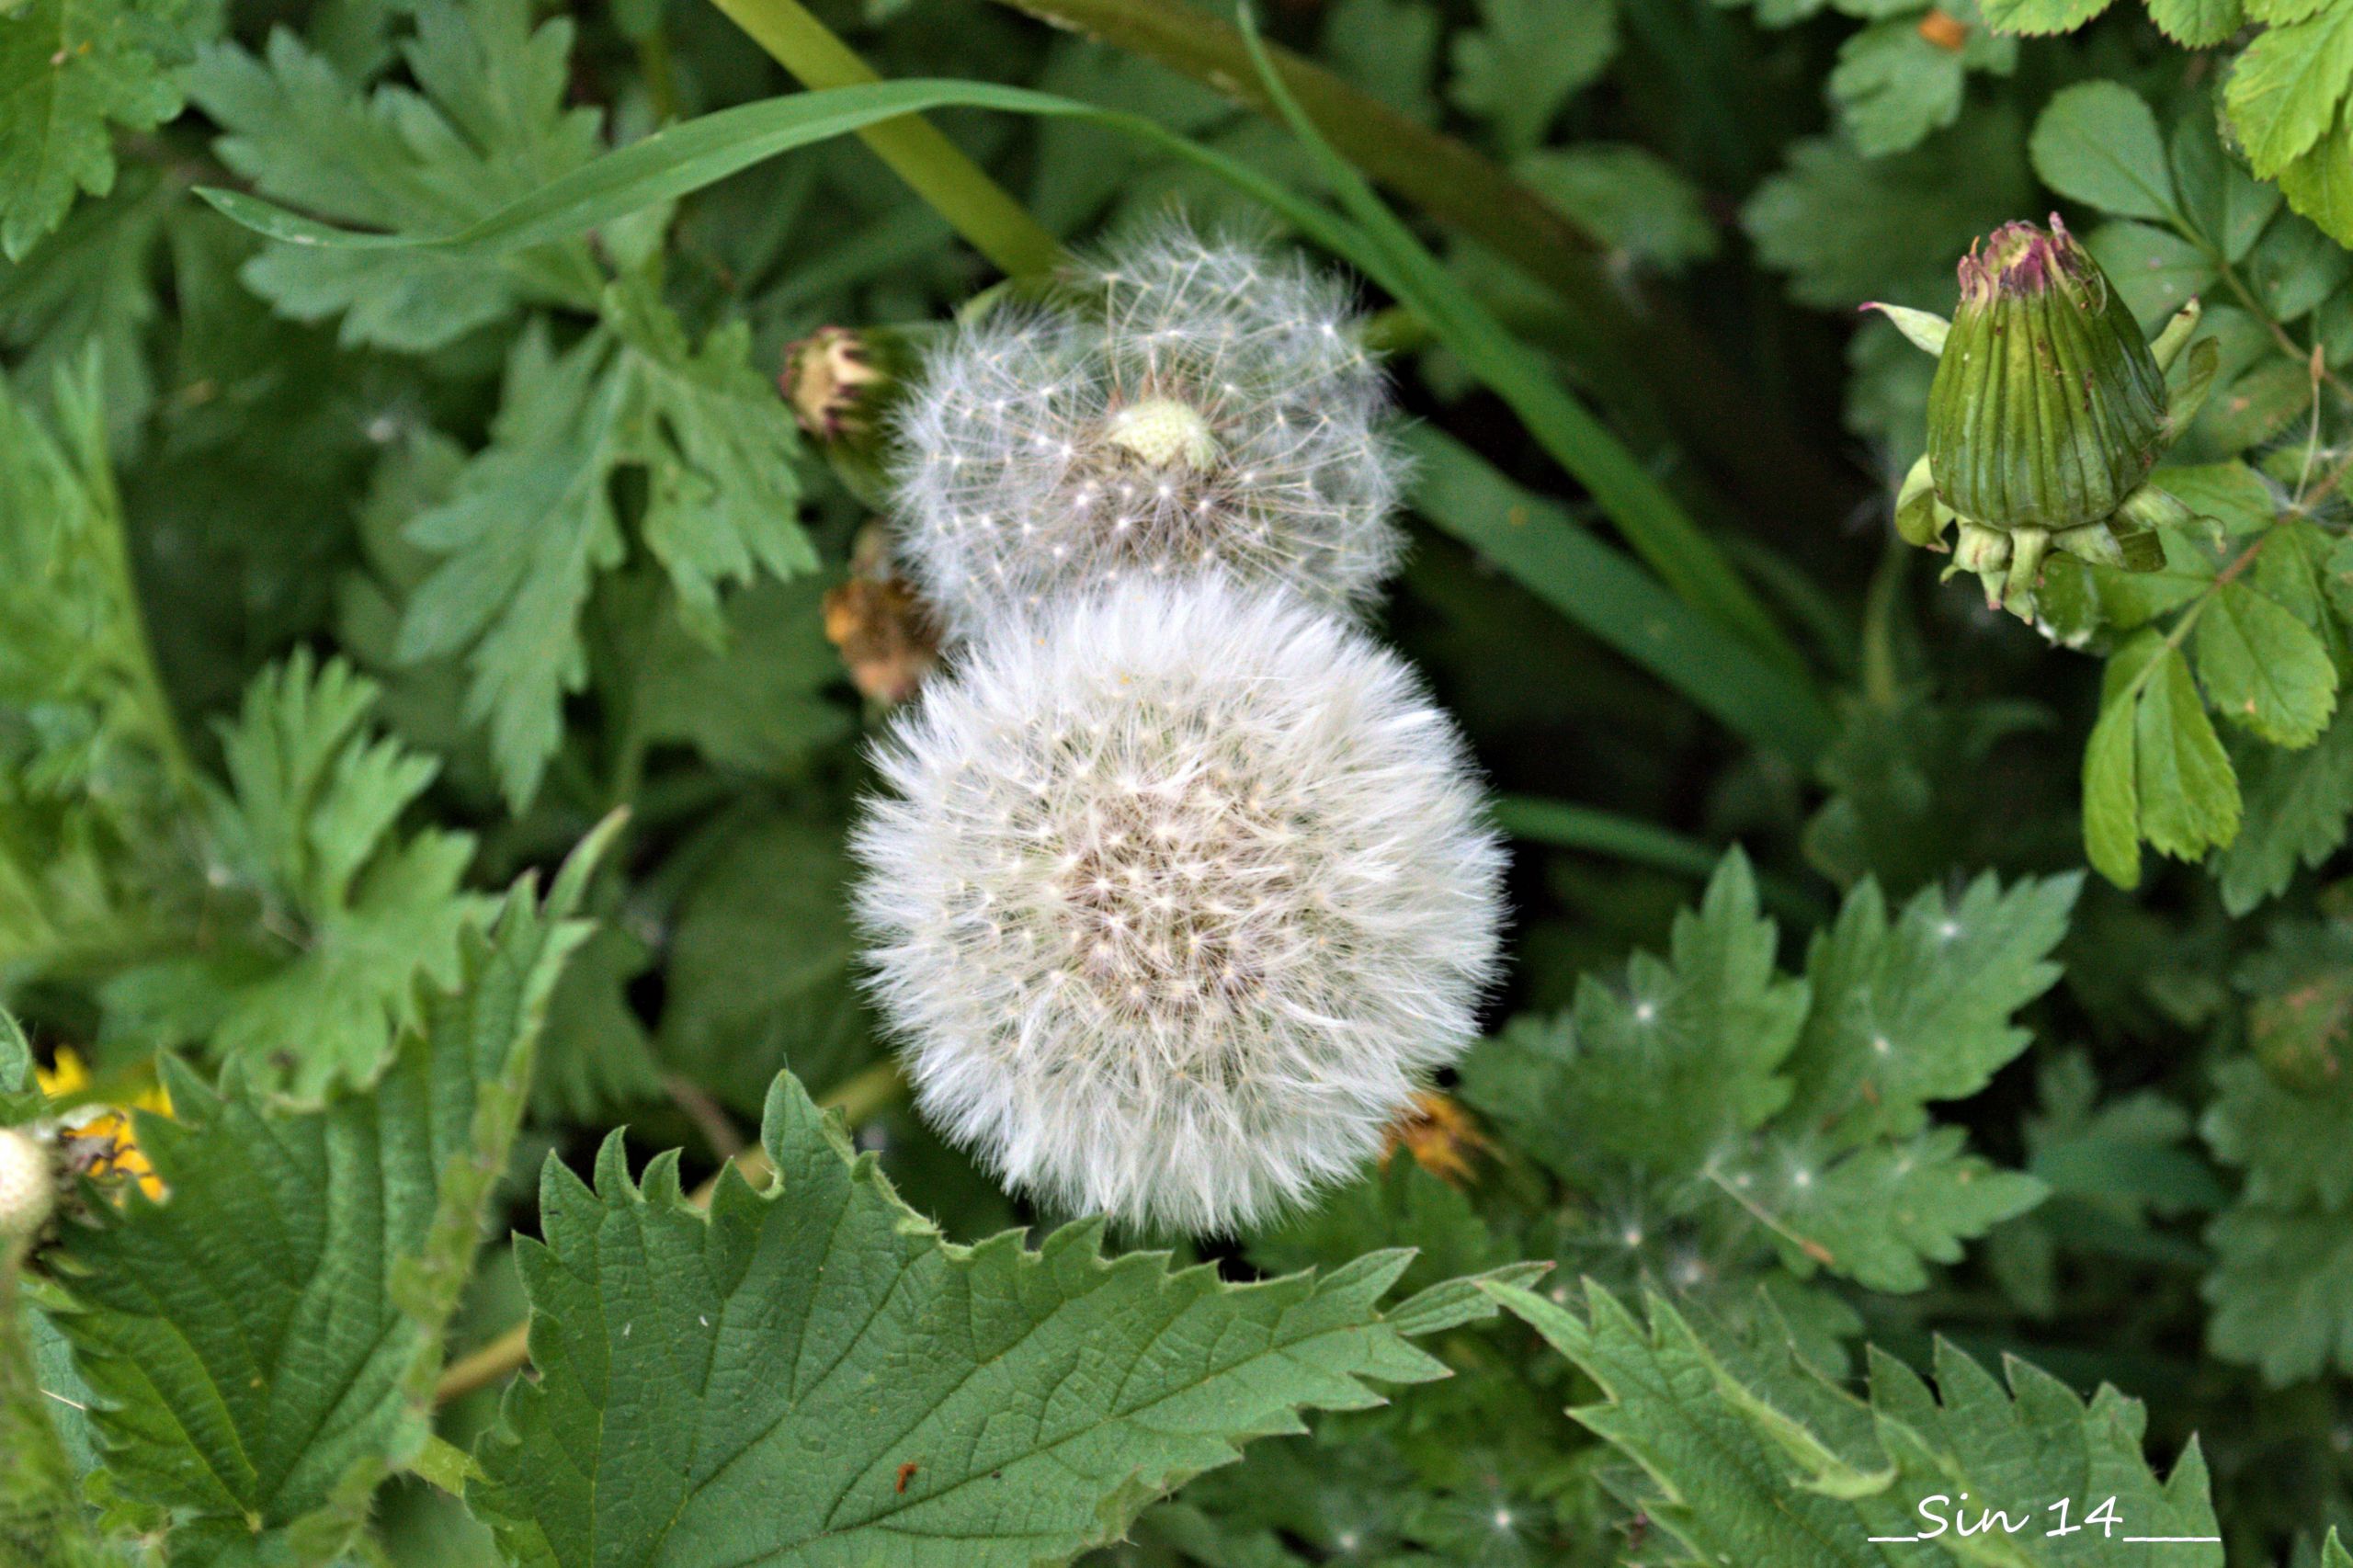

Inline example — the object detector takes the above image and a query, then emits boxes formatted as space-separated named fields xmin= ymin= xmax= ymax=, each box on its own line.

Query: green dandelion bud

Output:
xmin=1870 ymin=215 xmax=2221 ymax=623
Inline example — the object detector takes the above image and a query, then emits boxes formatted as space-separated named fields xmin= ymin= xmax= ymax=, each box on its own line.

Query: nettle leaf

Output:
xmin=2082 ymin=631 xmax=2243 ymax=890
xmin=1830 ymin=14 xmax=2015 ymax=160
xmin=395 ymin=279 xmax=810 ymax=810
xmin=184 ymin=0 xmax=603 ymax=350
xmin=1457 ymin=852 xmax=1808 ymax=1187
xmin=0 ymin=0 xmax=191 ymax=259
xmin=1488 ymin=1282 xmax=2224 ymax=1568
xmin=468 ymin=1071 xmax=1509 ymax=1568
xmin=47 ymin=846 xmax=596 ymax=1565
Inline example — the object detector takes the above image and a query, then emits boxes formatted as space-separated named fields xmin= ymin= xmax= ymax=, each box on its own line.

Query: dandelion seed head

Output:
xmin=891 ymin=220 xmax=1408 ymax=641
xmin=852 ymin=579 xmax=1504 ymax=1233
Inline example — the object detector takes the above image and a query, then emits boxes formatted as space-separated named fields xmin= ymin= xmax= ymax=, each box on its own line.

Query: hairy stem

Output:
xmin=703 ymin=0 xmax=1064 ymax=278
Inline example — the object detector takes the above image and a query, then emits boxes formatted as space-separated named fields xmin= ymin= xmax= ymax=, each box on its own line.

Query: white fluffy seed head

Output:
xmin=852 ymin=579 xmax=1505 ymax=1233
xmin=890 ymin=220 xmax=1409 ymax=642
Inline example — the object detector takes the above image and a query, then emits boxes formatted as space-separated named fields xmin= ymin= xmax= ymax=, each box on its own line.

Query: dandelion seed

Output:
xmin=890 ymin=220 xmax=1407 ymax=640
xmin=852 ymin=579 xmax=1504 ymax=1233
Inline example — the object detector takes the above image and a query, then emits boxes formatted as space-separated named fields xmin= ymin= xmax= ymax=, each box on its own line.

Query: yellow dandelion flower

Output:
xmin=36 ymin=1050 xmax=170 ymax=1199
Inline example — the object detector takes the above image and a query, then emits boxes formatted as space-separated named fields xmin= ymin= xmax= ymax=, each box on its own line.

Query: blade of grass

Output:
xmin=1493 ymin=797 xmax=1827 ymax=925
xmin=1228 ymin=6 xmax=1805 ymax=676
xmin=1407 ymin=427 xmax=1830 ymax=762
xmin=199 ymin=80 xmax=1827 ymax=756
xmin=703 ymin=0 xmax=1063 ymax=278
xmin=984 ymin=0 xmax=1858 ymax=534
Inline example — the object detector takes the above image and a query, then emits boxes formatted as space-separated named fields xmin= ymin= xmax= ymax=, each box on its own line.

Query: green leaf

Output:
xmin=2203 ymin=1203 xmax=2353 ymax=1383
xmin=2086 ymin=220 xmax=2218 ymax=326
xmin=2223 ymin=3 xmax=2353 ymax=179
xmin=393 ymin=281 xmax=811 ymax=809
xmin=1830 ymin=17 xmax=2014 ymax=159
xmin=2029 ymin=82 xmax=2177 ymax=223
xmin=2172 ymin=102 xmax=2279 ymax=264
xmin=1444 ymin=0 xmax=1612 ymax=156
xmin=1514 ymin=144 xmax=1717 ymax=273
xmin=184 ymin=0 xmax=603 ymax=349
xmin=48 ymin=849 xmax=595 ymax=1565
xmin=1757 ymin=1126 xmax=2048 ymax=1291
xmin=2082 ymin=633 xmax=2244 ymax=887
xmin=1780 ymin=871 xmax=2077 ymax=1142
xmin=1459 ymin=852 xmax=1808 ymax=1187
xmin=1487 ymin=1281 xmax=2224 ymax=1567
xmin=600 ymin=274 xmax=816 ymax=641
xmin=0 ymin=0 xmax=190 ymax=258
xmin=1983 ymin=0 xmax=2116 ymax=30
xmin=2214 ymin=709 xmax=2353 ymax=913
xmin=99 ymin=652 xmax=491 ymax=1098
xmin=2245 ymin=208 xmax=2353 ymax=323
xmin=469 ymin=1071 xmax=1492 ymax=1568
xmin=1746 ymin=108 xmax=2033 ymax=310
xmin=2193 ymin=580 xmax=2339 ymax=747
xmin=2148 ymin=0 xmax=2245 ymax=44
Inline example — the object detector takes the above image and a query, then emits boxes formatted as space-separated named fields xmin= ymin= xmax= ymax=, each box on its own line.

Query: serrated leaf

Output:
xmin=1515 ymin=143 xmax=1717 ymax=273
xmin=1745 ymin=107 xmax=2032 ymax=309
xmin=1780 ymin=871 xmax=2077 ymax=1143
xmin=97 ymin=652 xmax=492 ymax=1097
xmin=2083 ymin=633 xmax=2243 ymax=885
xmin=1458 ymin=851 xmax=1808 ymax=1187
xmin=2030 ymin=82 xmax=2177 ymax=222
xmin=1983 ymin=0 xmax=2115 ymax=30
xmin=2149 ymin=0 xmax=2245 ymax=43
xmin=1445 ymin=0 xmax=1612 ymax=156
xmin=394 ymin=278 xmax=812 ymax=809
xmin=0 ymin=0 xmax=190 ymax=258
xmin=2214 ymin=709 xmax=2353 ymax=912
xmin=2203 ymin=1202 xmax=2353 ymax=1383
xmin=2224 ymin=3 xmax=2353 ymax=179
xmin=47 ymin=855 xmax=593 ymax=1565
xmin=2193 ymin=580 xmax=2339 ymax=747
xmin=469 ymin=1071 xmax=1472 ymax=1568
xmin=1487 ymin=1281 xmax=2223 ymax=1566
xmin=1831 ymin=17 xmax=2014 ymax=159
xmin=184 ymin=0 xmax=602 ymax=350
xmin=1753 ymin=1127 xmax=2047 ymax=1291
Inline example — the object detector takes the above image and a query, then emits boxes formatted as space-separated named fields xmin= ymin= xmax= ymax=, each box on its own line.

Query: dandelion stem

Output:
xmin=701 ymin=0 xmax=1063 ymax=278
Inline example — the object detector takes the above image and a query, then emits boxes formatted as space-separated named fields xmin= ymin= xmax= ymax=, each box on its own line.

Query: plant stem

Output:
xmin=430 ymin=1059 xmax=907 ymax=1406
xmin=701 ymin=0 xmax=1063 ymax=278
xmin=983 ymin=0 xmax=1857 ymax=528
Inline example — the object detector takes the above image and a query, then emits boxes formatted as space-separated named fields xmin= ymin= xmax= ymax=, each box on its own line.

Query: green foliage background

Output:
xmin=9 ymin=0 xmax=2353 ymax=1562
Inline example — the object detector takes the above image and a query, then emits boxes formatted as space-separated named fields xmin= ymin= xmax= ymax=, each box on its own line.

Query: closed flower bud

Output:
xmin=1873 ymin=215 xmax=2220 ymax=620
xmin=1928 ymin=217 xmax=2166 ymax=536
